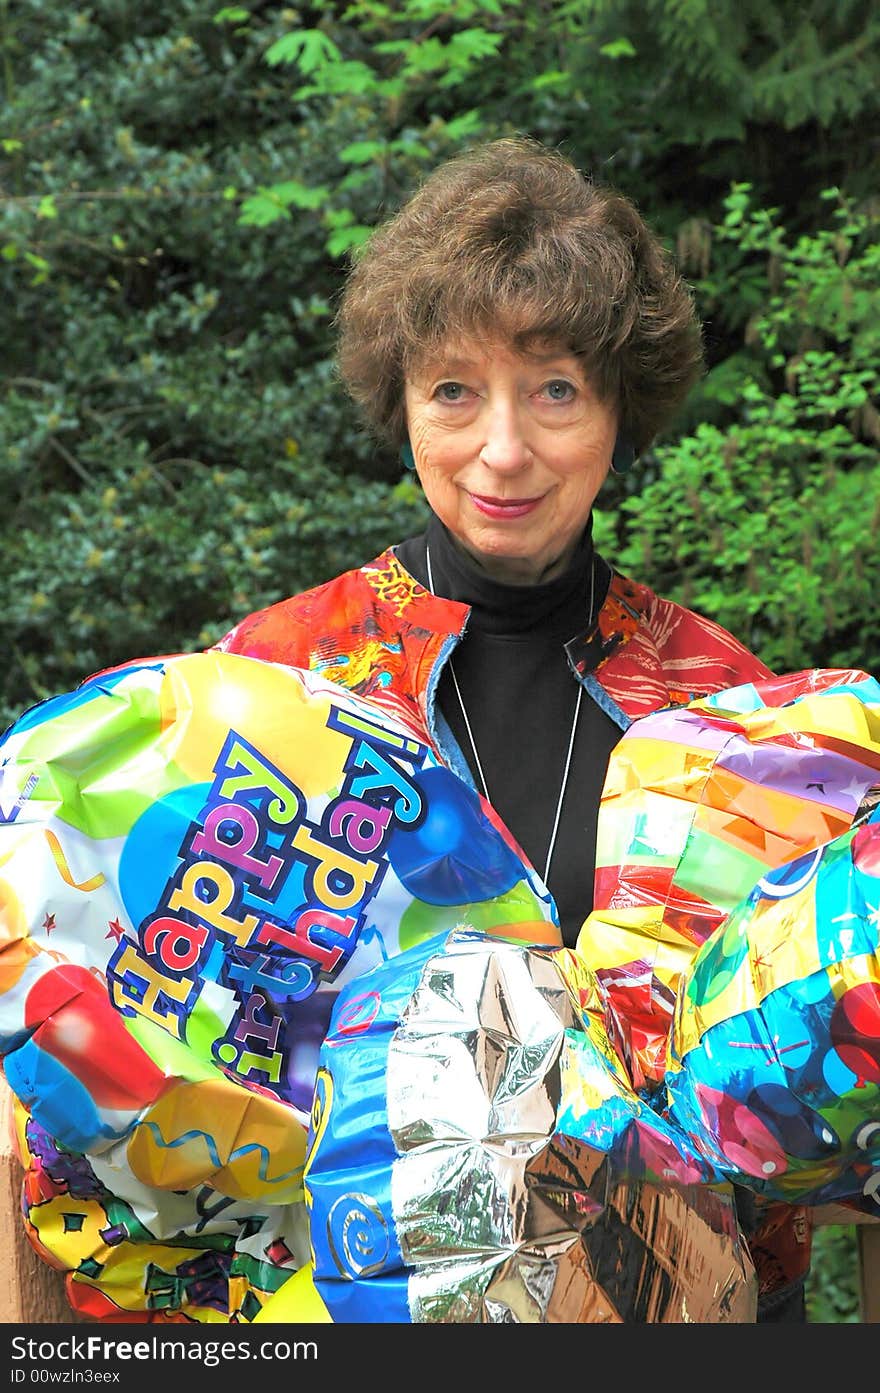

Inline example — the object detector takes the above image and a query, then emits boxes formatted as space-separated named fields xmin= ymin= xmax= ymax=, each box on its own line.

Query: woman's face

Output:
xmin=404 ymin=338 xmax=617 ymax=585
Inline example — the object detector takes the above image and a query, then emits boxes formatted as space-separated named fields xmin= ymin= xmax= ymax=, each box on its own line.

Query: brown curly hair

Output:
xmin=335 ymin=136 xmax=704 ymax=456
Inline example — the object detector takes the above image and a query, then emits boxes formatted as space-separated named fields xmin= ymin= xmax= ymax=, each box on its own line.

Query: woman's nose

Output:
xmin=479 ymin=402 xmax=532 ymax=472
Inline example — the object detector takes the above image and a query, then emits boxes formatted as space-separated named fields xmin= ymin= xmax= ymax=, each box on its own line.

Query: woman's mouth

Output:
xmin=468 ymin=493 xmax=544 ymax=520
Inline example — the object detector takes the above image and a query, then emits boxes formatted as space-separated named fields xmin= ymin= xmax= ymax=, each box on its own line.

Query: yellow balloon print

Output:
xmin=158 ymin=652 xmax=354 ymax=796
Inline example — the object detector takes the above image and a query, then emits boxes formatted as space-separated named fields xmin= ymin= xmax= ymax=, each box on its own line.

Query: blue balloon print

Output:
xmin=5 ymin=1041 xmax=111 ymax=1153
xmin=385 ymin=766 xmax=523 ymax=905
xmin=119 ymin=783 xmax=212 ymax=929
xmin=823 ymin=1047 xmax=859 ymax=1097
xmin=746 ymin=1082 xmax=839 ymax=1160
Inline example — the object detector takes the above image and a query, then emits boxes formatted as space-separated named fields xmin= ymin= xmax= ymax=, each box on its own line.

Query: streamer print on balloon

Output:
xmin=14 ymin=1089 xmax=311 ymax=1325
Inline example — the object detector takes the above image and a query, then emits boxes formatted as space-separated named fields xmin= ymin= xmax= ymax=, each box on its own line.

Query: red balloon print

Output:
xmin=696 ymin=1083 xmax=788 ymax=1179
xmin=851 ymin=822 xmax=880 ymax=879
xmin=830 ymin=982 xmax=880 ymax=1085
xmin=25 ymin=964 xmax=170 ymax=1111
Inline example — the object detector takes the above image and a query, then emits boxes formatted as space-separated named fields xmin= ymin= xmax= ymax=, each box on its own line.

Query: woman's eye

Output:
xmin=542 ymin=379 xmax=576 ymax=402
xmin=435 ymin=382 xmax=467 ymax=402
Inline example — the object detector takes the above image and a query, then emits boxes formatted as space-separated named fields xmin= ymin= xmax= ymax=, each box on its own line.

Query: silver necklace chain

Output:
xmin=425 ymin=544 xmax=594 ymax=886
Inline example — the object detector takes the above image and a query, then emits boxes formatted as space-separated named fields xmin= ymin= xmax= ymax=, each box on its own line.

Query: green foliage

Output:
xmin=231 ymin=0 xmax=880 ymax=257
xmin=595 ymin=185 xmax=880 ymax=673
xmin=1 ymin=0 xmax=878 ymax=739
xmin=807 ymin=1225 xmax=860 ymax=1323
xmin=0 ymin=0 xmax=433 ymax=729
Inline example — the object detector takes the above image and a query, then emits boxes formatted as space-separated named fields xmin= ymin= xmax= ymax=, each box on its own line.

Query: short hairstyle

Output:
xmin=335 ymin=136 xmax=704 ymax=455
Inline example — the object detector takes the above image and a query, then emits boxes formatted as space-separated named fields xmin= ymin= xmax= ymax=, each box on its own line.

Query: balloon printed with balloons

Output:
xmin=0 ymin=651 xmax=559 ymax=1320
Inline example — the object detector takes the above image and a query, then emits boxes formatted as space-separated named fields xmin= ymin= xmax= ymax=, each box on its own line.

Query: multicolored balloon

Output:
xmin=290 ymin=668 xmax=880 ymax=1322
xmin=7 ymin=657 xmax=880 ymax=1323
xmin=0 ymin=651 xmax=558 ymax=1320
xmin=665 ymin=801 xmax=880 ymax=1208
xmin=583 ymin=666 xmax=880 ymax=1089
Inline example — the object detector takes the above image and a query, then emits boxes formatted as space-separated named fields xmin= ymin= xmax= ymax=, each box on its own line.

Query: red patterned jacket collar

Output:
xmin=216 ymin=544 xmax=772 ymax=737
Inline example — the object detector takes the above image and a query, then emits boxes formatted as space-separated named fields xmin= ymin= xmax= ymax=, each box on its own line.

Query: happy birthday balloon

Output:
xmin=0 ymin=650 xmax=557 ymax=1320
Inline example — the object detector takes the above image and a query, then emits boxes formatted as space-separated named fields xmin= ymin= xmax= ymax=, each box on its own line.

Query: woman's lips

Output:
xmin=468 ymin=493 xmax=544 ymax=520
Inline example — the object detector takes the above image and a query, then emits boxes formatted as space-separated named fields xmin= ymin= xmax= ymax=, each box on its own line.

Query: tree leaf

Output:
xmin=599 ymin=37 xmax=637 ymax=60
xmin=264 ymin=30 xmax=342 ymax=73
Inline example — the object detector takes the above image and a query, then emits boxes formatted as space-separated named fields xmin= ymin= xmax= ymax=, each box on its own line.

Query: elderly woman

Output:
xmin=215 ymin=137 xmax=806 ymax=1321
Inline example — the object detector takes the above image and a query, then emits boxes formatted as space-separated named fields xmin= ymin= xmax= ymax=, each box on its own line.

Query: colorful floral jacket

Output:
xmin=215 ymin=545 xmax=769 ymax=749
xmin=215 ymin=543 xmax=810 ymax=1308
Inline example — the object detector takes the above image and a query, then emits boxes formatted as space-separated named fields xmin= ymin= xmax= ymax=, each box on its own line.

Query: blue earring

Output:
xmin=611 ymin=435 xmax=635 ymax=475
xmin=401 ymin=441 xmax=415 ymax=471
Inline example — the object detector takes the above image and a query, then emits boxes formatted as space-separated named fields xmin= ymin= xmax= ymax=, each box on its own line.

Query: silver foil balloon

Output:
xmin=379 ymin=933 xmax=757 ymax=1322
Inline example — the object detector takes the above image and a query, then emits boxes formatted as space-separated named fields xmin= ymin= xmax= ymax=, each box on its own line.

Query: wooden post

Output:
xmin=858 ymin=1225 xmax=880 ymax=1324
xmin=0 ymin=1079 xmax=84 ymax=1324
xmin=813 ymin=1203 xmax=880 ymax=1324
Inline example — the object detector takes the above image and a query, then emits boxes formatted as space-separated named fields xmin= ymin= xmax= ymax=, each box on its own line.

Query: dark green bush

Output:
xmin=3 ymin=1 xmax=878 ymax=727
xmin=595 ymin=184 xmax=880 ymax=674
xmin=808 ymin=1226 xmax=859 ymax=1323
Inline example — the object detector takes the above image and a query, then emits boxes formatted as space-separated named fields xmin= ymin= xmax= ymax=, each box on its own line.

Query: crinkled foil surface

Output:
xmin=385 ymin=935 xmax=756 ymax=1322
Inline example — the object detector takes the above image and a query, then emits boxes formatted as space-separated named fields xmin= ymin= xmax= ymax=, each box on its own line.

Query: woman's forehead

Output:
xmin=406 ymin=334 xmax=582 ymax=378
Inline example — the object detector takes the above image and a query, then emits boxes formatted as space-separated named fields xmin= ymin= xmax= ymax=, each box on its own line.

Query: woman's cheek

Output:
xmin=408 ymin=414 xmax=435 ymax=467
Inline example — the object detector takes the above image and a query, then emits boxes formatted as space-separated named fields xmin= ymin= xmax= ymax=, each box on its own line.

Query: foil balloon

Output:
xmin=664 ymin=799 xmax=880 ymax=1210
xmin=252 ymin=1261 xmax=330 ymax=1323
xmin=582 ymin=667 xmax=880 ymax=1091
xmin=296 ymin=928 xmax=756 ymax=1323
xmin=0 ymin=651 xmax=558 ymax=1321
xmin=290 ymin=668 xmax=880 ymax=1323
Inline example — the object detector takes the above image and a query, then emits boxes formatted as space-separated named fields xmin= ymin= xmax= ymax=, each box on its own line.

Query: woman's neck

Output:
xmin=448 ymin=534 xmax=580 ymax=586
xmin=424 ymin=513 xmax=596 ymax=638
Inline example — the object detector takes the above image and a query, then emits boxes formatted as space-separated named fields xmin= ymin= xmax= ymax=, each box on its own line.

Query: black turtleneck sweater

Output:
xmin=396 ymin=515 xmax=622 ymax=947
